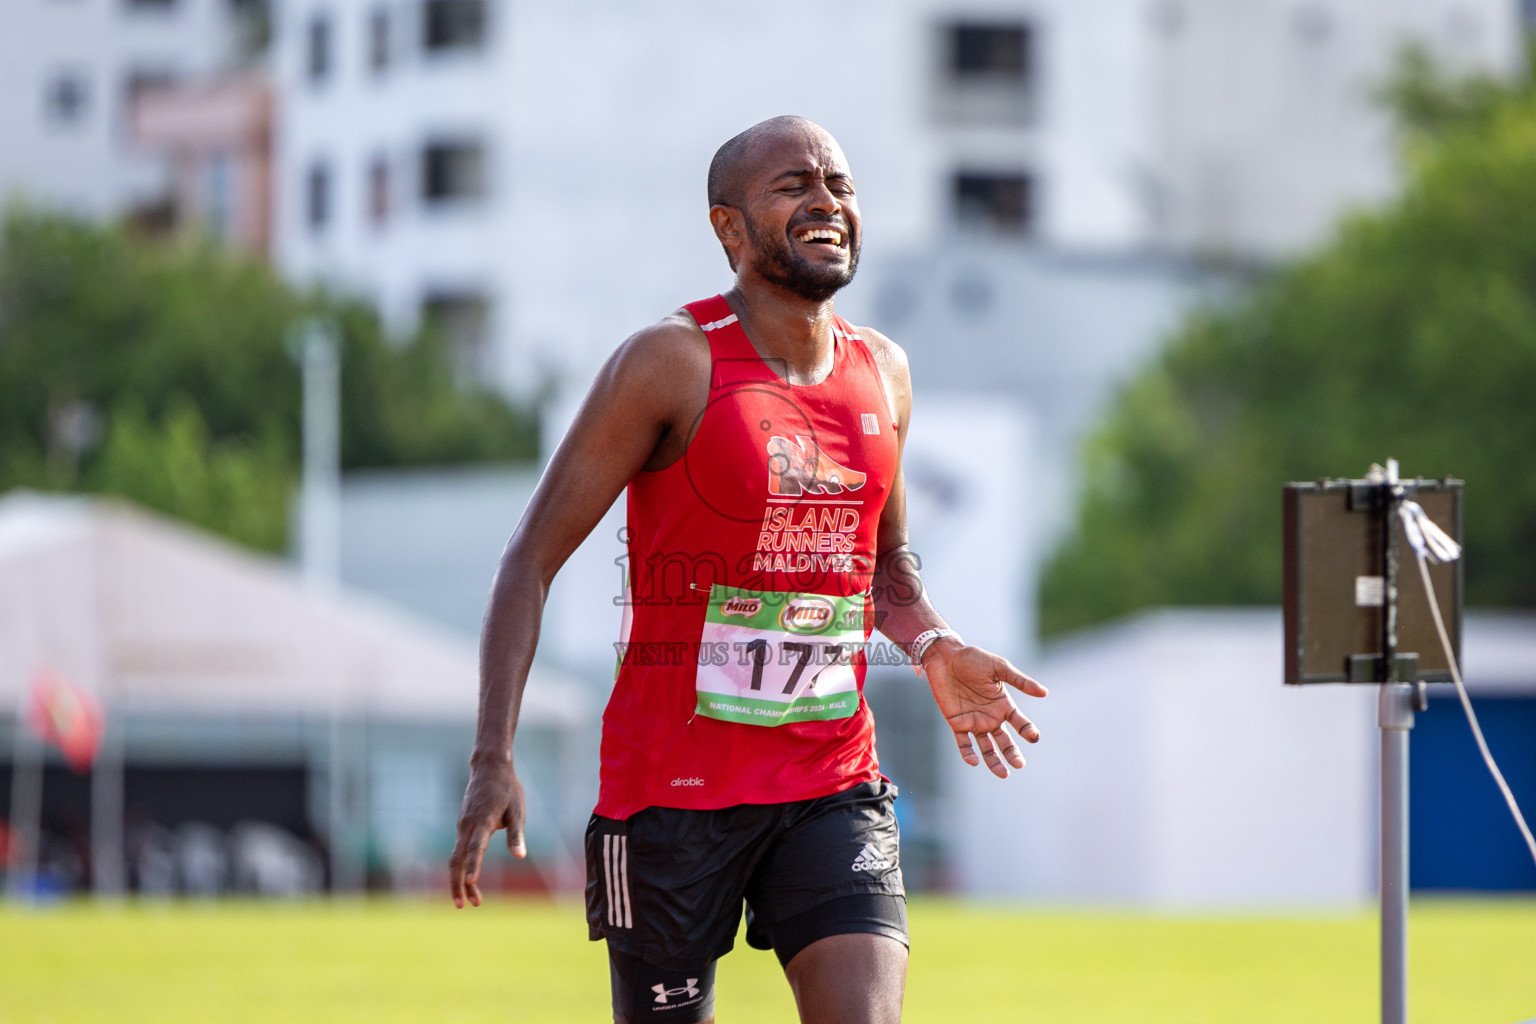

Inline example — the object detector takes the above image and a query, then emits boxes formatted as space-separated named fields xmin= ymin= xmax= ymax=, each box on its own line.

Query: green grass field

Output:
xmin=1 ymin=897 xmax=1531 ymax=1023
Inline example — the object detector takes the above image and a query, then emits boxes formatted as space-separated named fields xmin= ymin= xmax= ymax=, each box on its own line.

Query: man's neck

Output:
xmin=722 ymin=281 xmax=838 ymax=386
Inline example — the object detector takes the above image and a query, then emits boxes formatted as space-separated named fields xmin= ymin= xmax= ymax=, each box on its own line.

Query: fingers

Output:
xmin=505 ymin=806 xmax=527 ymax=860
xmin=954 ymin=729 xmax=980 ymax=767
xmin=448 ymin=820 xmax=493 ymax=909
xmin=995 ymin=655 xmax=1048 ymax=699
xmin=1008 ymin=707 xmax=1041 ymax=744
xmin=956 ymin=729 xmax=1015 ymax=778
xmin=463 ymin=873 xmax=481 ymax=909
xmin=953 ymin=721 xmax=1032 ymax=775
xmin=994 ymin=726 xmax=1026 ymax=770
xmin=973 ymin=730 xmax=1010 ymax=779
xmin=448 ymin=844 xmax=468 ymax=908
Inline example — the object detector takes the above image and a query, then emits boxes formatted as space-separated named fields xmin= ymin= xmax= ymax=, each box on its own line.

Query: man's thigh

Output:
xmin=786 ymin=932 xmax=907 ymax=1024
xmin=743 ymin=780 xmax=908 ymax=963
xmin=740 ymin=780 xmax=911 ymax=1023
xmin=585 ymin=805 xmax=771 ymax=966
xmin=608 ymin=946 xmax=719 ymax=1024
xmin=586 ymin=804 xmax=774 ymax=1022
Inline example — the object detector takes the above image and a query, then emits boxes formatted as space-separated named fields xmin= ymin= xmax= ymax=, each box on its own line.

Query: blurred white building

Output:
xmin=271 ymin=0 xmax=1524 ymax=580
xmin=0 ymin=0 xmax=258 ymax=222
xmin=270 ymin=0 xmax=1522 ymax=390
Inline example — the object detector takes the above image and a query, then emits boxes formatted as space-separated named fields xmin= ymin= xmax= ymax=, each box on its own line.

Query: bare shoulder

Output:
xmin=845 ymin=322 xmax=912 ymax=397
xmin=587 ymin=310 xmax=712 ymax=462
xmin=608 ymin=309 xmax=711 ymax=382
xmin=592 ymin=310 xmax=712 ymax=418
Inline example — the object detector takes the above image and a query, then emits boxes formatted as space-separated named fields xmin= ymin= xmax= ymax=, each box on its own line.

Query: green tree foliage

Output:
xmin=1041 ymin=53 xmax=1536 ymax=636
xmin=0 ymin=210 xmax=537 ymax=551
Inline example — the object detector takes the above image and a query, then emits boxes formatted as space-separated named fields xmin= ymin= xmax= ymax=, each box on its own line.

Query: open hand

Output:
xmin=448 ymin=758 xmax=526 ymax=908
xmin=923 ymin=642 xmax=1047 ymax=778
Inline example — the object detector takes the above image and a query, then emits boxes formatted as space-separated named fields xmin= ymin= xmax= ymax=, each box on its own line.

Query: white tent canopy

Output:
xmin=0 ymin=491 xmax=583 ymax=725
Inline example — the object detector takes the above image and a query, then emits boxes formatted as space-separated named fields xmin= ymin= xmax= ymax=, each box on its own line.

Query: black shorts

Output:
xmin=585 ymin=780 xmax=907 ymax=1020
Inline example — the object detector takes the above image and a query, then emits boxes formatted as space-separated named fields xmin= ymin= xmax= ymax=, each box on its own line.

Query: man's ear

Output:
xmin=709 ymin=204 xmax=744 ymax=270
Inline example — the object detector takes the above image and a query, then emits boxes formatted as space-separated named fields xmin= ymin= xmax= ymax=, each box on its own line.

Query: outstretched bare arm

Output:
xmin=449 ymin=316 xmax=708 ymax=908
xmin=859 ymin=327 xmax=1048 ymax=780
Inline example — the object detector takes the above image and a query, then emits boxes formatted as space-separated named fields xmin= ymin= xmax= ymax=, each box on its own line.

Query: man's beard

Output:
xmin=744 ymin=216 xmax=861 ymax=302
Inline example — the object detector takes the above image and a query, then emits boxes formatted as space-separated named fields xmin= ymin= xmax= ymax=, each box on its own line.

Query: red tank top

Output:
xmin=593 ymin=295 xmax=900 ymax=819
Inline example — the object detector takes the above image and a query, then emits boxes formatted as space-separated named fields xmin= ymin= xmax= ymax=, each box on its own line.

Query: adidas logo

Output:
xmin=850 ymin=841 xmax=892 ymax=873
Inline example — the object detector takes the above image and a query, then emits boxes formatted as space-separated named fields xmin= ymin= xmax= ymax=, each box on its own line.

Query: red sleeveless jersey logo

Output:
xmin=766 ymin=434 xmax=867 ymax=496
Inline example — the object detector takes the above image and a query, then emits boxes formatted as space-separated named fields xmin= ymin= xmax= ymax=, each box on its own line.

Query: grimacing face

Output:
xmin=738 ymin=130 xmax=862 ymax=302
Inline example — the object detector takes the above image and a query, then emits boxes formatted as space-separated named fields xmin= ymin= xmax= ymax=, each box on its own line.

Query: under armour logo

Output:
xmin=652 ymin=980 xmax=701 ymax=1004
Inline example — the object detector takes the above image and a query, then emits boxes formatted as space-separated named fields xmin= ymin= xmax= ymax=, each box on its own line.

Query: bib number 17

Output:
xmin=742 ymin=639 xmax=853 ymax=695
xmin=694 ymin=586 xmax=866 ymax=726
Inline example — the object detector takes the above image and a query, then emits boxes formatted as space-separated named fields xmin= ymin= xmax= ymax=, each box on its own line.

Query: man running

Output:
xmin=449 ymin=115 xmax=1046 ymax=1024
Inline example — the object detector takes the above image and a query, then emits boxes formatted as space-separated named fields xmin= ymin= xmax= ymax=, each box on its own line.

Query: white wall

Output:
xmin=325 ymin=466 xmax=539 ymax=638
xmin=900 ymin=395 xmax=1037 ymax=663
xmin=1146 ymin=0 xmax=1523 ymax=256
xmin=273 ymin=0 xmax=1203 ymax=394
xmin=952 ymin=609 xmax=1379 ymax=908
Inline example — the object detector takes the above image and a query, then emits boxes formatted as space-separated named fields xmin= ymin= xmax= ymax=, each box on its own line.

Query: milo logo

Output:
xmin=721 ymin=596 xmax=762 ymax=618
xmin=779 ymin=596 xmax=835 ymax=635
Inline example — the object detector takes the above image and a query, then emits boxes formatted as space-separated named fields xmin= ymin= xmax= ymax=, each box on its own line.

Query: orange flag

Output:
xmin=27 ymin=667 xmax=104 ymax=773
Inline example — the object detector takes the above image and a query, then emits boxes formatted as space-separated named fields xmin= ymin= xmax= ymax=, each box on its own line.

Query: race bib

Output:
xmin=694 ymin=584 xmax=867 ymax=726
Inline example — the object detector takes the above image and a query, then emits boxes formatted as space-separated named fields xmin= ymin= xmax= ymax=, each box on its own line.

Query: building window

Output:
xmin=368 ymin=8 xmax=391 ymax=73
xmin=949 ymin=23 xmax=1031 ymax=81
xmin=933 ymin=20 xmax=1036 ymax=126
xmin=953 ymin=171 xmax=1033 ymax=235
xmin=368 ymin=156 xmax=391 ymax=224
xmin=44 ymin=72 xmax=90 ymax=126
xmin=307 ymin=161 xmax=331 ymax=231
xmin=422 ymin=0 xmax=486 ymax=52
xmin=307 ymin=13 xmax=332 ymax=83
xmin=420 ymin=140 xmax=485 ymax=204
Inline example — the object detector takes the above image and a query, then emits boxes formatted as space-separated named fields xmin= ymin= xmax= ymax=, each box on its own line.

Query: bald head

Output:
xmin=704 ymin=115 xmax=860 ymax=292
xmin=707 ymin=115 xmax=830 ymax=210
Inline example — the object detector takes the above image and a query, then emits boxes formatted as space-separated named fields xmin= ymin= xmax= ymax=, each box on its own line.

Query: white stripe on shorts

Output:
xmin=618 ymin=835 xmax=632 ymax=929
xmin=603 ymin=834 xmax=616 ymax=927
xmin=602 ymin=834 xmax=633 ymax=930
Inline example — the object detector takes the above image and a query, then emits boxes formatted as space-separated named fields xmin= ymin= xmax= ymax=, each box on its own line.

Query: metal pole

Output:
xmin=1379 ymin=682 xmax=1414 ymax=1024
xmin=90 ymin=705 xmax=125 ymax=897
xmin=1377 ymin=458 xmax=1410 ymax=1024
xmin=299 ymin=320 xmax=341 ymax=591
xmin=298 ymin=320 xmax=352 ymax=894
xmin=326 ymin=712 xmax=363 ymax=894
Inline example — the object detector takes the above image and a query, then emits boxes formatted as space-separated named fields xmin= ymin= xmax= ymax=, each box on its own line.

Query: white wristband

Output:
xmin=910 ymin=628 xmax=962 ymax=675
